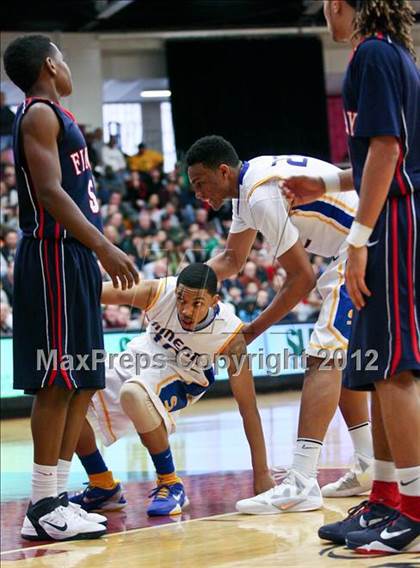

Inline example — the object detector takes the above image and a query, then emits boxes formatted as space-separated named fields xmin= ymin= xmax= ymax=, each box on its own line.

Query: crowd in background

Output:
xmin=0 ymin=96 xmax=327 ymax=336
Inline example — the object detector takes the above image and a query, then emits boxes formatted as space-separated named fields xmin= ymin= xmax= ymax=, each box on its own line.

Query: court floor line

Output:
xmin=0 ymin=511 xmax=240 ymax=556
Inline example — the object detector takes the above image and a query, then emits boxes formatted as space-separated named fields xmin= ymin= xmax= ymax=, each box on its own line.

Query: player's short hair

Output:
xmin=3 ymin=35 xmax=55 ymax=93
xmin=185 ymin=135 xmax=240 ymax=170
xmin=177 ymin=263 xmax=218 ymax=296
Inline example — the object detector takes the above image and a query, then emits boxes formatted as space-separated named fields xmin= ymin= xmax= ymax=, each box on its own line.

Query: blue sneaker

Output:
xmin=318 ymin=500 xmax=399 ymax=544
xmin=346 ymin=513 xmax=420 ymax=554
xmin=70 ymin=482 xmax=127 ymax=512
xmin=147 ymin=482 xmax=189 ymax=517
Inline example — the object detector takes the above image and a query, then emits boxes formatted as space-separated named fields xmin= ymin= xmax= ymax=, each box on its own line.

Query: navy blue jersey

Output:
xmin=13 ymin=98 xmax=103 ymax=239
xmin=342 ymin=35 xmax=420 ymax=197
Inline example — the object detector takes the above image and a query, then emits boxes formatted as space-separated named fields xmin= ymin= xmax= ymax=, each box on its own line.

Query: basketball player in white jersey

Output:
xmin=71 ymin=263 xmax=274 ymax=516
xmin=185 ymin=136 xmax=373 ymax=514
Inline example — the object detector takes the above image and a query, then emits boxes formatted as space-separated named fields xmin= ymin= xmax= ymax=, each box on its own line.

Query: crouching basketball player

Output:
xmin=70 ymin=263 xmax=274 ymax=516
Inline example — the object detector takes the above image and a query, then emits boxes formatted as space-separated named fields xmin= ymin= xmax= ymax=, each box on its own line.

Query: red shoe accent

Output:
xmin=369 ymin=481 xmax=401 ymax=510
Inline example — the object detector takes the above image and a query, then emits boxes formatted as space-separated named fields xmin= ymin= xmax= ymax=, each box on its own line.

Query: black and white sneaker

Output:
xmin=346 ymin=512 xmax=420 ymax=554
xmin=318 ymin=500 xmax=398 ymax=544
xmin=59 ymin=492 xmax=108 ymax=525
xmin=21 ymin=496 xmax=107 ymax=541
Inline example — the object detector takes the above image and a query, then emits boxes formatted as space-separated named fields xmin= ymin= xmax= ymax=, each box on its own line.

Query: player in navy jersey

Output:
xmin=3 ymin=35 xmax=138 ymax=541
xmin=283 ymin=0 xmax=419 ymax=555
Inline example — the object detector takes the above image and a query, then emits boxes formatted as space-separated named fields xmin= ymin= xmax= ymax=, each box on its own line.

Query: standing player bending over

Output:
xmin=3 ymin=36 xmax=138 ymax=542
xmin=185 ymin=136 xmax=373 ymax=514
xmin=71 ymin=264 xmax=274 ymax=516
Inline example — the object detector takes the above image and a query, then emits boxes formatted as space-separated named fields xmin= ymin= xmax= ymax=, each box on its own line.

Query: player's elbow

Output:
xmin=292 ymin=265 xmax=316 ymax=295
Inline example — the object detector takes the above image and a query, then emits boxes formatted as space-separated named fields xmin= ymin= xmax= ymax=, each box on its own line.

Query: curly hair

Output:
xmin=347 ymin=0 xmax=416 ymax=60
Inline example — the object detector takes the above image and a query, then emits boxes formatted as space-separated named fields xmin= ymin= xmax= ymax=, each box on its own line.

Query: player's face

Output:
xmin=49 ymin=43 xmax=73 ymax=97
xmin=323 ymin=0 xmax=353 ymax=43
xmin=176 ymin=284 xmax=218 ymax=331
xmin=188 ymin=163 xmax=230 ymax=211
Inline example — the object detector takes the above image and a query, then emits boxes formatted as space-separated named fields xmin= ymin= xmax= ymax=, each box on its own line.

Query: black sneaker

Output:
xmin=318 ymin=500 xmax=399 ymax=544
xmin=346 ymin=512 xmax=420 ymax=554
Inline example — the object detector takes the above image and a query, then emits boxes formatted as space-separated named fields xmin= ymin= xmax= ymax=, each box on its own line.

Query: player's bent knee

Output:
xmin=119 ymin=381 xmax=162 ymax=434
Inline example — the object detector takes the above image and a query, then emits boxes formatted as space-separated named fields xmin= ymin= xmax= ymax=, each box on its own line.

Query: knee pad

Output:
xmin=119 ymin=381 xmax=162 ymax=433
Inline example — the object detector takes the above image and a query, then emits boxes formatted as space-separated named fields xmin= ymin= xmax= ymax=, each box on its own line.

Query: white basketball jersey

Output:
xmin=114 ymin=277 xmax=244 ymax=385
xmin=231 ymin=155 xmax=358 ymax=258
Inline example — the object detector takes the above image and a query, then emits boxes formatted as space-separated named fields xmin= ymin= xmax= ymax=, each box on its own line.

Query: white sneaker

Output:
xmin=68 ymin=501 xmax=108 ymax=525
xmin=321 ymin=454 xmax=373 ymax=498
xmin=236 ymin=469 xmax=323 ymax=515
xmin=21 ymin=496 xmax=107 ymax=541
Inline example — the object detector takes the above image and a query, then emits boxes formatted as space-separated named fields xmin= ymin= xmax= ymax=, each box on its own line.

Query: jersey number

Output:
xmin=286 ymin=156 xmax=308 ymax=167
xmin=88 ymin=179 xmax=99 ymax=213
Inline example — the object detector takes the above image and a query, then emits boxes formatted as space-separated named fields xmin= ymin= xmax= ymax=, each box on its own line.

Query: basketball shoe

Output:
xmin=346 ymin=512 xmax=420 ymax=554
xmin=59 ymin=492 xmax=107 ymax=524
xmin=147 ymin=481 xmax=189 ymax=516
xmin=321 ymin=453 xmax=373 ymax=498
xmin=236 ymin=469 xmax=323 ymax=515
xmin=318 ymin=499 xmax=399 ymax=544
xmin=21 ymin=495 xmax=107 ymax=541
xmin=69 ymin=481 xmax=127 ymax=512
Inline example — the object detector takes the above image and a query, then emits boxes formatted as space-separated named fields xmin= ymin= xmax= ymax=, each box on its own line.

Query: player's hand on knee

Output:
xmin=96 ymin=241 xmax=139 ymax=290
xmin=281 ymin=176 xmax=325 ymax=206
xmin=253 ymin=471 xmax=276 ymax=495
xmin=345 ymin=245 xmax=371 ymax=310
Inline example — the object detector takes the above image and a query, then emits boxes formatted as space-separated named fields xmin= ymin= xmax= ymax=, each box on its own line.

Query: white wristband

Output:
xmin=346 ymin=221 xmax=373 ymax=248
xmin=321 ymin=171 xmax=341 ymax=194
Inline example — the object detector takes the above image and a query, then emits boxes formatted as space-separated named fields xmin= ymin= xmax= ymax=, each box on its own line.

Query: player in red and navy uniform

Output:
xmin=4 ymin=35 xmax=138 ymax=542
xmin=283 ymin=0 xmax=420 ymax=556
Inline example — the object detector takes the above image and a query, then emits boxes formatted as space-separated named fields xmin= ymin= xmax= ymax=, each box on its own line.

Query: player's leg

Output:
xmin=318 ymin=390 xmax=400 ymax=544
xmin=70 ymin=418 xmax=126 ymax=512
xmin=322 ymin=387 xmax=373 ymax=497
xmin=237 ymin=356 xmax=337 ymax=514
xmin=22 ymin=386 xmax=106 ymax=541
xmin=120 ymin=381 xmax=189 ymax=516
xmin=346 ymin=374 xmax=420 ymax=554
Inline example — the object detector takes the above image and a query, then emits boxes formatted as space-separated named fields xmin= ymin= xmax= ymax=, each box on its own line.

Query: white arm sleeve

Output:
xmin=248 ymin=182 xmax=299 ymax=258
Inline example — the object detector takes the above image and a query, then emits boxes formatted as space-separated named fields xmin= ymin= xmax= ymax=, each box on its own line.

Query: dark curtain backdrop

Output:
xmin=166 ymin=36 xmax=330 ymax=162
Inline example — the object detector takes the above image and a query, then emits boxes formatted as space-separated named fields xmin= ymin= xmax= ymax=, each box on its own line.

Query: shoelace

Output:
xmin=344 ymin=500 xmax=370 ymax=520
xmin=149 ymin=484 xmax=173 ymax=500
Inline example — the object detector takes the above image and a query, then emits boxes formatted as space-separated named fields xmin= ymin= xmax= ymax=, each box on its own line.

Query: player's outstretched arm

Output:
xmin=224 ymin=332 xmax=275 ymax=495
xmin=207 ymin=228 xmax=256 ymax=280
xmin=242 ymin=240 xmax=316 ymax=345
xmin=281 ymin=168 xmax=354 ymax=206
xmin=21 ymin=103 xmax=138 ymax=290
xmin=101 ymin=279 xmax=160 ymax=309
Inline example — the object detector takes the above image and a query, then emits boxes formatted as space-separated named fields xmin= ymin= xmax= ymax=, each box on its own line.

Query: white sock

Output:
xmin=57 ymin=459 xmax=72 ymax=495
xmin=397 ymin=465 xmax=420 ymax=497
xmin=291 ymin=438 xmax=323 ymax=478
xmin=32 ymin=463 xmax=57 ymax=504
xmin=374 ymin=459 xmax=397 ymax=482
xmin=348 ymin=422 xmax=373 ymax=458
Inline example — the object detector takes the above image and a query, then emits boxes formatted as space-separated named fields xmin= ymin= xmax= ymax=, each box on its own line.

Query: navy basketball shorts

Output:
xmin=13 ymin=237 xmax=106 ymax=394
xmin=344 ymin=192 xmax=420 ymax=391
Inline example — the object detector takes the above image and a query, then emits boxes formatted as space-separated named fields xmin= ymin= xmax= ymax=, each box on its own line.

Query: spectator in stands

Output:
xmin=103 ymin=224 xmax=120 ymax=246
xmin=102 ymin=304 xmax=121 ymax=329
xmin=238 ymin=296 xmax=260 ymax=323
xmin=134 ymin=210 xmax=158 ymax=237
xmin=102 ymin=135 xmax=126 ymax=175
xmin=0 ymin=301 xmax=13 ymax=334
xmin=256 ymin=289 xmax=270 ymax=312
xmin=0 ymin=92 xmax=15 ymax=155
xmin=91 ymin=127 xmax=104 ymax=167
xmin=239 ymin=261 xmax=261 ymax=289
xmin=1 ymin=229 xmax=18 ymax=264
xmin=1 ymin=261 xmax=14 ymax=305
xmin=129 ymin=142 xmax=163 ymax=173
